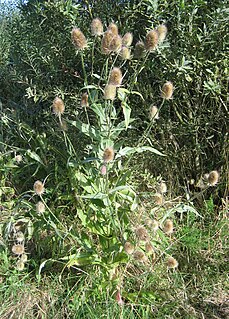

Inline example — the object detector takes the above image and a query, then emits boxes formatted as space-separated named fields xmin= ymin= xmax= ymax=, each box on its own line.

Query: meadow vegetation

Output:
xmin=0 ymin=0 xmax=228 ymax=318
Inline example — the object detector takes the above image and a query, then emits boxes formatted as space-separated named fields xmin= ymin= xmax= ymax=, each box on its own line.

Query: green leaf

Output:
xmin=121 ymin=102 xmax=131 ymax=129
xmin=26 ymin=150 xmax=44 ymax=165
xmin=117 ymin=146 xmax=165 ymax=157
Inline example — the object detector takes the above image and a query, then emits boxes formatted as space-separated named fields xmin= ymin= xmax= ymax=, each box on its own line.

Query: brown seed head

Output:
xmin=124 ymin=241 xmax=134 ymax=255
xmin=161 ymin=81 xmax=174 ymax=99
xmin=16 ymin=260 xmax=25 ymax=271
xmin=133 ymin=250 xmax=147 ymax=262
xmin=101 ymin=30 xmax=113 ymax=54
xmin=109 ymin=67 xmax=122 ymax=86
xmin=71 ymin=28 xmax=87 ymax=50
xmin=34 ymin=180 xmax=45 ymax=196
xmin=119 ymin=46 xmax=131 ymax=60
xmin=12 ymin=244 xmax=24 ymax=255
xmin=149 ymin=105 xmax=159 ymax=120
xmin=108 ymin=22 xmax=118 ymax=36
xmin=122 ymin=32 xmax=133 ymax=47
xmin=167 ymin=256 xmax=178 ymax=268
xmin=110 ymin=34 xmax=122 ymax=52
xmin=36 ymin=201 xmax=45 ymax=214
xmin=20 ymin=254 xmax=28 ymax=263
xmin=15 ymin=154 xmax=23 ymax=163
xmin=154 ymin=193 xmax=164 ymax=205
xmin=134 ymin=41 xmax=145 ymax=58
xmin=145 ymin=30 xmax=158 ymax=51
xmin=135 ymin=226 xmax=149 ymax=241
xmin=104 ymin=84 xmax=116 ymax=100
xmin=91 ymin=18 xmax=103 ymax=36
xmin=163 ymin=219 xmax=173 ymax=235
xmin=157 ymin=24 xmax=168 ymax=42
xmin=208 ymin=170 xmax=219 ymax=186
xmin=103 ymin=147 xmax=115 ymax=163
xmin=81 ymin=92 xmax=89 ymax=107
xmin=53 ymin=97 xmax=65 ymax=115
xmin=145 ymin=242 xmax=154 ymax=254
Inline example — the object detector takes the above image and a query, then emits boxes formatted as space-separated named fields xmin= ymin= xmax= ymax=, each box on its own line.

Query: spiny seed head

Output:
xmin=164 ymin=219 xmax=173 ymax=235
xmin=145 ymin=29 xmax=158 ymax=51
xmin=145 ymin=242 xmax=154 ymax=254
xmin=15 ymin=154 xmax=22 ymax=163
xmin=20 ymin=254 xmax=28 ymax=263
xmin=16 ymin=260 xmax=25 ymax=271
xmin=167 ymin=256 xmax=178 ymax=269
xmin=161 ymin=81 xmax=174 ymax=100
xmin=149 ymin=105 xmax=159 ymax=120
xmin=122 ymin=32 xmax=133 ymax=47
xmin=71 ymin=28 xmax=87 ymax=50
xmin=81 ymin=92 xmax=89 ymax=107
xmin=134 ymin=41 xmax=145 ymax=58
xmin=104 ymin=84 xmax=116 ymax=100
xmin=12 ymin=244 xmax=24 ymax=255
xmin=124 ymin=241 xmax=134 ymax=255
xmin=151 ymin=219 xmax=159 ymax=231
xmin=110 ymin=34 xmax=122 ymax=53
xmin=101 ymin=30 xmax=113 ymax=54
xmin=133 ymin=250 xmax=147 ymax=262
xmin=36 ymin=201 xmax=45 ymax=214
xmin=135 ymin=226 xmax=149 ymax=241
xmin=154 ymin=193 xmax=164 ymax=205
xmin=108 ymin=22 xmax=118 ymax=36
xmin=91 ymin=18 xmax=103 ymax=36
xmin=109 ymin=67 xmax=122 ymax=86
xmin=103 ymin=147 xmax=115 ymax=163
xmin=208 ymin=170 xmax=219 ymax=186
xmin=119 ymin=46 xmax=131 ymax=60
xmin=34 ymin=180 xmax=45 ymax=196
xmin=157 ymin=24 xmax=168 ymax=42
xmin=16 ymin=231 xmax=24 ymax=243
xmin=158 ymin=181 xmax=167 ymax=194
xmin=53 ymin=97 xmax=65 ymax=115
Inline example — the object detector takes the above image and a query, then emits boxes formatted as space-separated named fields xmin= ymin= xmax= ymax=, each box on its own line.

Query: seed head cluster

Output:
xmin=207 ymin=170 xmax=219 ymax=186
xmin=157 ymin=24 xmax=168 ymax=42
xmin=167 ymin=256 xmax=178 ymax=269
xmin=36 ymin=201 xmax=45 ymax=214
xmin=53 ymin=97 xmax=65 ymax=115
xmin=124 ymin=241 xmax=134 ymax=255
xmin=135 ymin=226 xmax=149 ymax=241
xmin=71 ymin=28 xmax=87 ymax=50
xmin=103 ymin=147 xmax=115 ymax=163
xmin=149 ymin=105 xmax=159 ymax=120
xmin=109 ymin=67 xmax=122 ymax=86
xmin=163 ymin=219 xmax=174 ymax=235
xmin=161 ymin=81 xmax=174 ymax=99
xmin=122 ymin=32 xmax=133 ymax=47
xmin=145 ymin=30 xmax=158 ymax=51
xmin=34 ymin=180 xmax=45 ymax=196
xmin=91 ymin=18 xmax=103 ymax=36
xmin=104 ymin=84 xmax=116 ymax=100
xmin=12 ymin=244 xmax=25 ymax=255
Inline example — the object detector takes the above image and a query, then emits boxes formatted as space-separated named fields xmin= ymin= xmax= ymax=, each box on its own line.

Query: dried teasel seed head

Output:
xmin=71 ymin=28 xmax=87 ymax=50
xmin=135 ymin=226 xmax=149 ymax=241
xmin=16 ymin=260 xmax=25 ymax=271
xmin=133 ymin=250 xmax=147 ymax=262
xmin=104 ymin=84 xmax=116 ymax=100
xmin=145 ymin=242 xmax=154 ymax=254
xmin=53 ymin=97 xmax=65 ymax=115
xmin=158 ymin=181 xmax=167 ymax=194
xmin=15 ymin=231 xmax=24 ymax=243
xmin=81 ymin=92 xmax=89 ymax=107
xmin=109 ymin=67 xmax=122 ymax=86
xmin=34 ymin=180 xmax=45 ymax=196
xmin=207 ymin=170 xmax=219 ymax=186
xmin=101 ymin=30 xmax=113 ymax=54
xmin=134 ymin=41 xmax=145 ymax=58
xmin=149 ymin=105 xmax=159 ymax=120
xmin=36 ymin=201 xmax=45 ymax=214
xmin=91 ymin=18 xmax=103 ymax=36
xmin=12 ymin=244 xmax=24 ymax=255
xmin=103 ymin=147 xmax=115 ymax=163
xmin=108 ymin=22 xmax=118 ymax=36
xmin=157 ymin=24 xmax=168 ymax=42
xmin=124 ymin=241 xmax=134 ymax=255
xmin=110 ymin=34 xmax=122 ymax=53
xmin=154 ymin=193 xmax=164 ymax=205
xmin=119 ymin=46 xmax=131 ymax=60
xmin=163 ymin=219 xmax=174 ymax=235
xmin=161 ymin=81 xmax=174 ymax=100
xmin=151 ymin=219 xmax=159 ymax=231
xmin=167 ymin=256 xmax=178 ymax=269
xmin=20 ymin=254 xmax=28 ymax=263
xmin=145 ymin=29 xmax=158 ymax=51
xmin=122 ymin=32 xmax=133 ymax=47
